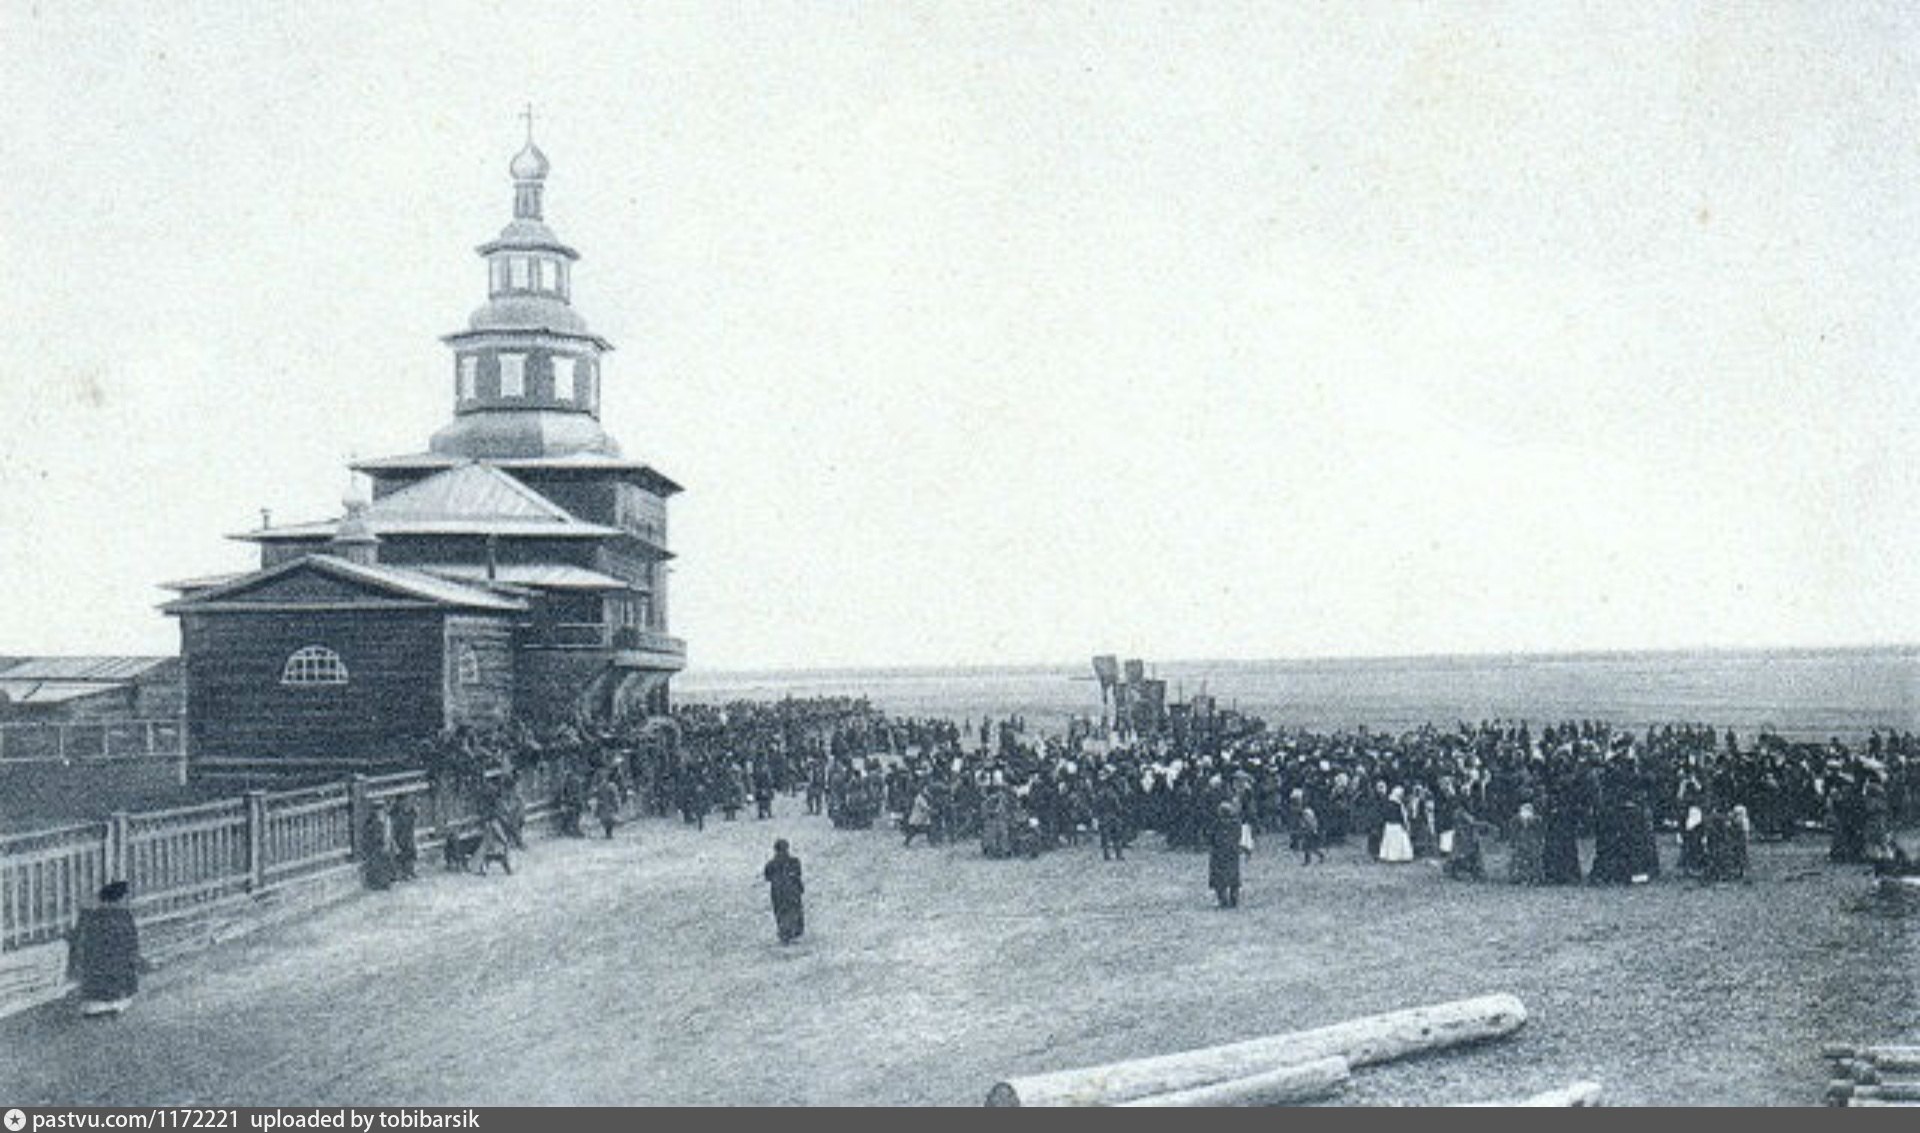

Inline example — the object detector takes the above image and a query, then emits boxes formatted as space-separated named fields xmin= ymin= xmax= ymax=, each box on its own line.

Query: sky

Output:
xmin=2 ymin=1 xmax=1917 ymax=671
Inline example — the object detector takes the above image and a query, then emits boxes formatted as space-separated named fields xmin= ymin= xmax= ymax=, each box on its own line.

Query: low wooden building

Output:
xmin=162 ymin=553 xmax=523 ymax=774
xmin=0 ymin=656 xmax=182 ymax=725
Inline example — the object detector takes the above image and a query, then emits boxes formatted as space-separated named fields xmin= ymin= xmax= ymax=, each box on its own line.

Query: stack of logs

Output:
xmin=1825 ymin=1043 xmax=1920 ymax=1107
xmin=986 ymin=993 xmax=1602 ymax=1107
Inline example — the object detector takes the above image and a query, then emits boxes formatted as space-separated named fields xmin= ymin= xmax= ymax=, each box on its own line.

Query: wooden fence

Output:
xmin=0 ymin=764 xmax=561 ymax=952
xmin=0 ymin=822 xmax=110 ymax=950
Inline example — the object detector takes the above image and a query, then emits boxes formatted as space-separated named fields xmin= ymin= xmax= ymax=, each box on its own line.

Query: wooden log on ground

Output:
xmin=1823 ymin=1042 xmax=1857 ymax=1061
xmin=985 ymin=993 xmax=1527 ymax=1107
xmin=1846 ymin=1099 xmax=1920 ymax=1108
xmin=1113 ymin=1057 xmax=1350 ymax=1107
xmin=1854 ymin=1047 xmax=1920 ymax=1072
xmin=1849 ymin=1083 xmax=1920 ymax=1102
xmin=1452 ymin=1080 xmax=1603 ymax=1107
xmin=1837 ymin=1059 xmax=1880 ymax=1084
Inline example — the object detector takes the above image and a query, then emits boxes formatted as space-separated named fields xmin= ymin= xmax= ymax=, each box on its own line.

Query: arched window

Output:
xmin=456 ymin=643 xmax=482 ymax=686
xmin=281 ymin=645 xmax=348 ymax=686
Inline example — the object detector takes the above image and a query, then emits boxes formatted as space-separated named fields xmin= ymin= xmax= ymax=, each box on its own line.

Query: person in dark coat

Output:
xmin=1444 ymin=808 xmax=1487 ymax=880
xmin=478 ymin=815 xmax=514 ymax=875
xmin=753 ymin=764 xmax=776 ymax=820
xmin=1094 ymin=774 xmax=1128 ymax=862
xmin=592 ymin=779 xmax=621 ymax=839
xmin=390 ymin=795 xmax=419 ymax=881
xmin=362 ymin=801 xmax=397 ymax=890
xmin=763 ymin=839 xmax=805 ymax=944
xmin=70 ymin=882 xmax=142 ymax=1016
xmin=1542 ymin=773 xmax=1585 ymax=885
xmin=1208 ymin=802 xmax=1243 ymax=908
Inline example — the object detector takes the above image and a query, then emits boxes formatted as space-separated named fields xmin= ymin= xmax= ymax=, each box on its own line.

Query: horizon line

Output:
xmin=680 ymin=638 xmax=1920 ymax=679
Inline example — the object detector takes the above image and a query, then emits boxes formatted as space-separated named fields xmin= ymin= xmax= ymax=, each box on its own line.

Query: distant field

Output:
xmin=5 ymin=802 xmax=1913 ymax=1105
xmin=679 ymin=646 xmax=1920 ymax=742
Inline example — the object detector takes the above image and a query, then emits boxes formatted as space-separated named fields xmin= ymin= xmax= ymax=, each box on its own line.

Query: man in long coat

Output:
xmin=1209 ymin=801 xmax=1243 ymax=908
xmin=70 ymin=881 xmax=142 ymax=1016
xmin=763 ymin=839 xmax=805 ymax=944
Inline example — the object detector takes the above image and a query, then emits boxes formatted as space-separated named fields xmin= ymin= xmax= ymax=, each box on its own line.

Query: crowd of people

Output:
xmin=74 ymin=695 xmax=1916 ymax=1019
xmin=403 ymin=697 xmax=1918 ymax=902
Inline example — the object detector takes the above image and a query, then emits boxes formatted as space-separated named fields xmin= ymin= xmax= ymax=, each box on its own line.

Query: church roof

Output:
xmin=161 ymin=554 xmax=527 ymax=615
xmin=418 ymin=564 xmax=639 ymax=591
xmin=351 ymin=451 xmax=683 ymax=496
xmin=159 ymin=573 xmax=244 ymax=593
xmin=426 ymin=408 xmax=622 ymax=463
xmin=236 ymin=462 xmax=622 ymax=542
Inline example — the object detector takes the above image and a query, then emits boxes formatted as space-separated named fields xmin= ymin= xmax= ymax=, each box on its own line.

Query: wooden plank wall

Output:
xmin=181 ymin=611 xmax=445 ymax=762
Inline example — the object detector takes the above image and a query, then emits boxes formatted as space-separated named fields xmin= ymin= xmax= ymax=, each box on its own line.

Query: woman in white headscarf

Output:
xmin=1377 ymin=786 xmax=1415 ymax=863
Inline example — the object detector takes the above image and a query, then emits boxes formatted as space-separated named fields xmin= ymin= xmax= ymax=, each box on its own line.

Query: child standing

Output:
xmin=1298 ymin=804 xmax=1326 ymax=865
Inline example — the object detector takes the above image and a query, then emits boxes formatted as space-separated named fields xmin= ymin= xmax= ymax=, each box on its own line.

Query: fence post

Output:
xmin=246 ymin=790 xmax=268 ymax=891
xmin=348 ymin=774 xmax=369 ymax=861
xmin=107 ymin=811 xmax=130 ymax=884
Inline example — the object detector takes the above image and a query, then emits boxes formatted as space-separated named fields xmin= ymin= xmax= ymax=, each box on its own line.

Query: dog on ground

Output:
xmin=442 ymin=829 xmax=484 ymax=872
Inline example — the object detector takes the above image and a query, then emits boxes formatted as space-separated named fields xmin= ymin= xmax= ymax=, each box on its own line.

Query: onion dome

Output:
xmin=510 ymin=141 xmax=550 ymax=182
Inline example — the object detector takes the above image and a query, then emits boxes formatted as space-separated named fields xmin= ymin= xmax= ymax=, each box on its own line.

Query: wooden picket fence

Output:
xmin=0 ymin=763 xmax=562 ymax=952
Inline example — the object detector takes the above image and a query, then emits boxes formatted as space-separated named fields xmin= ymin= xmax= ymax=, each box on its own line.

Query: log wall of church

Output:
xmin=179 ymin=611 xmax=448 ymax=764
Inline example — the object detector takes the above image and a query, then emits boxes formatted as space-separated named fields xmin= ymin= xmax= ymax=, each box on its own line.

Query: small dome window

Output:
xmin=281 ymin=646 xmax=348 ymax=686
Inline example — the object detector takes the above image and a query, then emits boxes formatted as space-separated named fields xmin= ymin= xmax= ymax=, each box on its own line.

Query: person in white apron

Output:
xmin=1377 ymin=787 xmax=1415 ymax=863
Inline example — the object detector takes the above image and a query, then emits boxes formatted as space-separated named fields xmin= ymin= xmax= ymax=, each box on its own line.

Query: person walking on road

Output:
xmin=763 ymin=839 xmax=806 ymax=945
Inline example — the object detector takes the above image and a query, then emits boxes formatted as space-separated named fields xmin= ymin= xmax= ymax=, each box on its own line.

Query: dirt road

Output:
xmin=3 ymin=807 xmax=1912 ymax=1105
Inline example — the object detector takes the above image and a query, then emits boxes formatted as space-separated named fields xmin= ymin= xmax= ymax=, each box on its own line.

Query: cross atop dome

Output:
xmin=510 ymin=105 xmax=552 ymax=218
xmin=510 ymin=103 xmax=550 ymax=189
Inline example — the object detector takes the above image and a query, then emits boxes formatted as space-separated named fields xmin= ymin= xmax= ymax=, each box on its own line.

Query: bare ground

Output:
xmin=3 ymin=804 xmax=1913 ymax=1106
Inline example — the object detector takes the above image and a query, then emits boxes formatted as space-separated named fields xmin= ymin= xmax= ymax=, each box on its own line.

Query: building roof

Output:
xmin=0 ymin=656 xmax=176 ymax=682
xmin=161 ymin=554 xmax=528 ymax=615
xmin=235 ymin=462 xmax=622 ymax=542
xmin=351 ymin=451 xmax=683 ymax=496
xmin=160 ymin=572 xmax=246 ymax=593
xmin=418 ymin=564 xmax=640 ymax=591
xmin=426 ymin=407 xmax=622 ymax=463
xmin=0 ymin=681 xmax=124 ymax=705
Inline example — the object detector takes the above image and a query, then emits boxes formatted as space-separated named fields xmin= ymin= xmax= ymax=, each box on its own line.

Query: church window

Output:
xmin=459 ymin=356 xmax=477 ymax=400
xmin=510 ymin=257 xmax=530 ymax=289
xmin=456 ymin=643 xmax=482 ymax=686
xmin=552 ymin=356 xmax=575 ymax=401
xmin=490 ymin=259 xmax=507 ymax=292
xmin=499 ymin=354 xmax=526 ymax=397
xmin=281 ymin=645 xmax=348 ymax=686
xmin=538 ymin=259 xmax=559 ymax=291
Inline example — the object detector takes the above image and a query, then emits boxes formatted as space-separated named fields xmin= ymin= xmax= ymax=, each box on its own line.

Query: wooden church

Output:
xmin=164 ymin=131 xmax=685 ymax=775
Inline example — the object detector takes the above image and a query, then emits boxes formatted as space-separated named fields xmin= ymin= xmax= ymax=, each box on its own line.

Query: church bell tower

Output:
xmin=430 ymin=112 xmax=622 ymax=460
